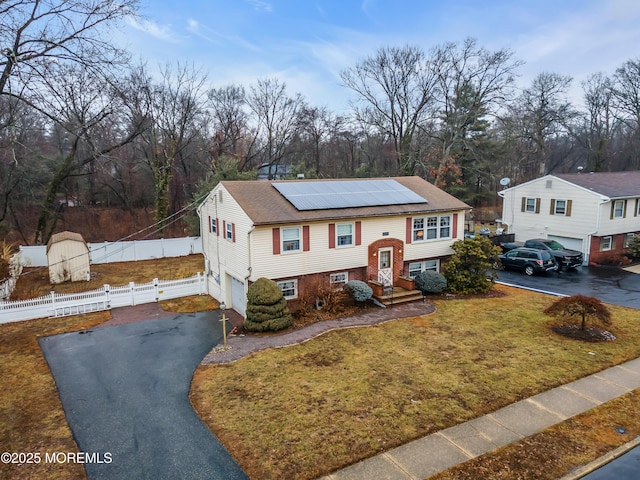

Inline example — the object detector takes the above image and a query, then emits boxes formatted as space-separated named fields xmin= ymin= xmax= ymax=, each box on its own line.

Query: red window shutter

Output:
xmin=406 ymin=218 xmax=412 ymax=244
xmin=452 ymin=213 xmax=458 ymax=238
xmin=328 ymin=223 xmax=336 ymax=248
xmin=303 ymin=225 xmax=310 ymax=251
xmin=232 ymin=223 xmax=236 ymax=242
xmin=223 ymin=220 xmax=226 ymax=238
xmin=272 ymin=228 xmax=281 ymax=254
xmin=216 ymin=218 xmax=219 ymax=236
xmin=355 ymin=221 xmax=361 ymax=246
xmin=208 ymin=216 xmax=211 ymax=233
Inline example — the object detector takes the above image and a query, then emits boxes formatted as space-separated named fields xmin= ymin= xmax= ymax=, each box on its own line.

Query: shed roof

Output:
xmin=219 ymin=176 xmax=470 ymax=226
xmin=555 ymin=171 xmax=640 ymax=198
xmin=46 ymin=231 xmax=88 ymax=253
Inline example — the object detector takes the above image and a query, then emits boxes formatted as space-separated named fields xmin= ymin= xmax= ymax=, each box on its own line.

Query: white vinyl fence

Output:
xmin=0 ymin=273 xmax=207 ymax=324
xmin=19 ymin=236 xmax=202 ymax=267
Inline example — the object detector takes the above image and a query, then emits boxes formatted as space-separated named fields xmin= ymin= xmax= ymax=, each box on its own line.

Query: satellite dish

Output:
xmin=499 ymin=177 xmax=511 ymax=186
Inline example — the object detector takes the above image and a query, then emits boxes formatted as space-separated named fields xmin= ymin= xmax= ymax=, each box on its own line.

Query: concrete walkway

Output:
xmin=320 ymin=357 xmax=640 ymax=480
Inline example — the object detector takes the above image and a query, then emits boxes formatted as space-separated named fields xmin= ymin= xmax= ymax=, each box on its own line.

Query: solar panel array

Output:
xmin=272 ymin=179 xmax=428 ymax=211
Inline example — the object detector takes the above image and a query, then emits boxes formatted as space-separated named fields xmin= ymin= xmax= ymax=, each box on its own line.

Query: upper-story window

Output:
xmin=225 ymin=221 xmax=234 ymax=240
xmin=413 ymin=215 xmax=451 ymax=241
xmin=554 ymin=200 xmax=566 ymax=215
xmin=282 ymin=227 xmax=301 ymax=252
xmin=613 ymin=200 xmax=625 ymax=219
xmin=211 ymin=217 xmax=217 ymax=234
xmin=522 ymin=197 xmax=540 ymax=213
xmin=336 ymin=223 xmax=353 ymax=246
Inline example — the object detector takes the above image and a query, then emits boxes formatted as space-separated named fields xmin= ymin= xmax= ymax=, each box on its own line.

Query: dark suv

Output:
xmin=494 ymin=247 xmax=558 ymax=275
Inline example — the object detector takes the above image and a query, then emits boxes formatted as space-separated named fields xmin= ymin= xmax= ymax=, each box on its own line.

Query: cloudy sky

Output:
xmin=119 ymin=0 xmax=640 ymax=112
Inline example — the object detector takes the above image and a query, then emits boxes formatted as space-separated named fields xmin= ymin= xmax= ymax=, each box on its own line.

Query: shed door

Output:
xmin=230 ymin=276 xmax=246 ymax=316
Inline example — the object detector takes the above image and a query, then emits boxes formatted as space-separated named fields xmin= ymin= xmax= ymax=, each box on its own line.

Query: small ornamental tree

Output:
xmin=544 ymin=295 xmax=612 ymax=331
xmin=442 ymin=236 xmax=502 ymax=294
xmin=629 ymin=234 xmax=640 ymax=259
xmin=244 ymin=277 xmax=292 ymax=332
xmin=344 ymin=280 xmax=373 ymax=303
xmin=414 ymin=271 xmax=447 ymax=294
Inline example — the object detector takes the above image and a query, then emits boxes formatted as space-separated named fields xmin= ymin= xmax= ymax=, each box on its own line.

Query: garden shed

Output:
xmin=47 ymin=231 xmax=90 ymax=284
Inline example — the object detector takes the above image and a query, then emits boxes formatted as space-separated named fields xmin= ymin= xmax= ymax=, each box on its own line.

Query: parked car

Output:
xmin=500 ymin=238 xmax=583 ymax=270
xmin=494 ymin=247 xmax=559 ymax=276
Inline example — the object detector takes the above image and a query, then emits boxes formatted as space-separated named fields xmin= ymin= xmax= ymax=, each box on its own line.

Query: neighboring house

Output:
xmin=499 ymin=171 xmax=640 ymax=265
xmin=256 ymin=163 xmax=292 ymax=180
xmin=197 ymin=176 xmax=470 ymax=315
xmin=47 ymin=231 xmax=90 ymax=284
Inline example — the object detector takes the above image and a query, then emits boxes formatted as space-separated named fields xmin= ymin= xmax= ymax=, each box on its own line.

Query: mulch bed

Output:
xmin=552 ymin=323 xmax=617 ymax=342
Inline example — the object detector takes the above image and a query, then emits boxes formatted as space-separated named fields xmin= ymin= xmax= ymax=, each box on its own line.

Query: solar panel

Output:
xmin=272 ymin=179 xmax=428 ymax=211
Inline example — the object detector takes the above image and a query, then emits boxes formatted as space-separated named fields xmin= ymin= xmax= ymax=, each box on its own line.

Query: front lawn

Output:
xmin=190 ymin=284 xmax=640 ymax=479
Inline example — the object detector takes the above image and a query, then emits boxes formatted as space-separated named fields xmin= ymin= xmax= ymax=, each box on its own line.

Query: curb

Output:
xmin=558 ymin=437 xmax=640 ymax=479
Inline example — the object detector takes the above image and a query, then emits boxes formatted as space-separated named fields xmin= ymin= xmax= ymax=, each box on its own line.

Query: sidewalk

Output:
xmin=319 ymin=357 xmax=640 ymax=479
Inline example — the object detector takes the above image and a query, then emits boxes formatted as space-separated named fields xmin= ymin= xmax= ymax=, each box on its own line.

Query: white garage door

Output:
xmin=547 ymin=235 xmax=585 ymax=261
xmin=230 ymin=276 xmax=246 ymax=316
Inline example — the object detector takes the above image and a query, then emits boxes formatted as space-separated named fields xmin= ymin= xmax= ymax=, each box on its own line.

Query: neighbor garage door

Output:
xmin=230 ymin=276 xmax=246 ymax=316
xmin=547 ymin=235 xmax=585 ymax=263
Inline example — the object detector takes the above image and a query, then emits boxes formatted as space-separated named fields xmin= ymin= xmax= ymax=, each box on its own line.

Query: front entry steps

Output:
xmin=374 ymin=286 xmax=424 ymax=306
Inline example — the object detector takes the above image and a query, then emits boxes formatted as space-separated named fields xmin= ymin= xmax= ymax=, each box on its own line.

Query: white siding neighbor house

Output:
xmin=499 ymin=171 xmax=640 ymax=265
xmin=47 ymin=231 xmax=91 ymax=284
xmin=197 ymin=176 xmax=470 ymax=315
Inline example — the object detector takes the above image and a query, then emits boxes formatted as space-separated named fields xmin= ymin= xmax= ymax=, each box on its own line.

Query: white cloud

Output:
xmin=246 ymin=0 xmax=273 ymax=13
xmin=126 ymin=17 xmax=182 ymax=43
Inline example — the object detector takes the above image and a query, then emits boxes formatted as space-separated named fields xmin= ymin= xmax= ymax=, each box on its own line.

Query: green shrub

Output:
xmin=628 ymin=234 xmax=640 ymax=259
xmin=414 ymin=271 xmax=447 ymax=294
xmin=345 ymin=280 xmax=373 ymax=302
xmin=244 ymin=277 xmax=292 ymax=332
xmin=443 ymin=236 xmax=502 ymax=294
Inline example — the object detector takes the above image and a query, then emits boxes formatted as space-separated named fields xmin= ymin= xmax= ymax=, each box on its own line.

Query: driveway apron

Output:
xmin=39 ymin=311 xmax=247 ymax=480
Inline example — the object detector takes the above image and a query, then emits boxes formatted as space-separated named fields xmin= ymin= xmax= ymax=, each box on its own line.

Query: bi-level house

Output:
xmin=197 ymin=176 xmax=470 ymax=315
xmin=499 ymin=171 xmax=640 ymax=265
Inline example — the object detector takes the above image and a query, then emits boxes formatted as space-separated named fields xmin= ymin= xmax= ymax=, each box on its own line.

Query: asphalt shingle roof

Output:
xmin=220 ymin=176 xmax=470 ymax=226
xmin=555 ymin=171 xmax=640 ymax=198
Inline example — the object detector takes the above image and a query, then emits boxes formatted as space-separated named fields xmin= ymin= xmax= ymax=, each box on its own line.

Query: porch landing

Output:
xmin=373 ymin=286 xmax=424 ymax=306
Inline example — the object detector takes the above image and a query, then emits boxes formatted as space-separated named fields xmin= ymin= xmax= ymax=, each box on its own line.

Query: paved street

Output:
xmin=39 ymin=312 xmax=247 ymax=480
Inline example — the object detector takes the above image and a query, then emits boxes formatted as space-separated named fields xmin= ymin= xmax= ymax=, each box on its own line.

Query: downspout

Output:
xmin=245 ymin=225 xmax=255 ymax=300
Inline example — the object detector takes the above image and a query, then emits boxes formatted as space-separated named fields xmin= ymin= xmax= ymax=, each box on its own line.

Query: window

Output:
xmin=554 ymin=200 xmax=566 ymax=215
xmin=277 ymin=280 xmax=297 ymax=299
xmin=413 ymin=215 xmax=451 ymax=241
xmin=408 ymin=260 xmax=439 ymax=278
xmin=281 ymin=227 xmax=301 ymax=252
xmin=211 ymin=217 xmax=217 ymax=234
xmin=613 ymin=200 xmax=625 ymax=218
xmin=330 ymin=272 xmax=348 ymax=285
xmin=624 ymin=233 xmax=636 ymax=248
xmin=601 ymin=236 xmax=612 ymax=251
xmin=225 ymin=222 xmax=234 ymax=240
xmin=336 ymin=223 xmax=353 ymax=246
xmin=525 ymin=197 xmax=537 ymax=213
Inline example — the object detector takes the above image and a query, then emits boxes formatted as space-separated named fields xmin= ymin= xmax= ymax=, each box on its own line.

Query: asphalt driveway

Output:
xmin=496 ymin=265 xmax=640 ymax=309
xmin=39 ymin=311 xmax=247 ymax=480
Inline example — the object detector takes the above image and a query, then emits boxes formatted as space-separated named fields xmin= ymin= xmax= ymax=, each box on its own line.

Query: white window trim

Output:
xmin=413 ymin=215 xmax=452 ymax=242
xmin=329 ymin=272 xmax=349 ymax=285
xmin=336 ymin=222 xmax=354 ymax=247
xmin=277 ymin=279 xmax=298 ymax=299
xmin=281 ymin=227 xmax=301 ymax=253
xmin=613 ymin=200 xmax=625 ymax=219
xmin=525 ymin=197 xmax=537 ymax=213
xmin=408 ymin=259 xmax=440 ymax=278
xmin=624 ymin=233 xmax=635 ymax=248
xmin=601 ymin=236 xmax=612 ymax=251
xmin=554 ymin=199 xmax=567 ymax=215
xmin=225 ymin=222 xmax=233 ymax=240
xmin=211 ymin=218 xmax=217 ymax=234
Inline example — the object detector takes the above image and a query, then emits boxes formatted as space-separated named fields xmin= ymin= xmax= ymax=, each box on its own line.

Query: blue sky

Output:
xmin=119 ymin=0 xmax=640 ymax=112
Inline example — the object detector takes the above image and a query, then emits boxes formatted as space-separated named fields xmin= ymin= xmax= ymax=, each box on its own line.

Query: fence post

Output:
xmin=154 ymin=278 xmax=159 ymax=301
xmin=104 ymin=284 xmax=110 ymax=308
xmin=130 ymin=281 xmax=136 ymax=306
xmin=50 ymin=291 xmax=56 ymax=317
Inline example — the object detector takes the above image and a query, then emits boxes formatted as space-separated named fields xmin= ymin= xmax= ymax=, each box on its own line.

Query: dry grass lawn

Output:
xmin=190 ymin=284 xmax=640 ymax=479
xmin=10 ymin=254 xmax=206 ymax=300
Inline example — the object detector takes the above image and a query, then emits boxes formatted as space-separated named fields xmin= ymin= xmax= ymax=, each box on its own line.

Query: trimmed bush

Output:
xmin=443 ymin=236 xmax=502 ymax=294
xmin=244 ymin=277 xmax=292 ymax=332
xmin=414 ymin=271 xmax=447 ymax=294
xmin=345 ymin=280 xmax=373 ymax=302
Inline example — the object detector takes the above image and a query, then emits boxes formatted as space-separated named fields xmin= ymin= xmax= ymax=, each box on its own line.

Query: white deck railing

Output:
xmin=0 ymin=273 xmax=207 ymax=324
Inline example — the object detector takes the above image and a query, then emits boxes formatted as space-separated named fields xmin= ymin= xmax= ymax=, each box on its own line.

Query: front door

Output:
xmin=378 ymin=247 xmax=393 ymax=286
